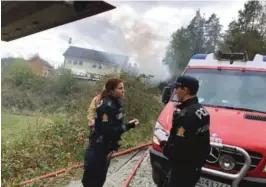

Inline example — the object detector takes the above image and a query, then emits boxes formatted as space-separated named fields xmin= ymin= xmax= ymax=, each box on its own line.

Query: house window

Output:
xmin=74 ymin=60 xmax=78 ymax=65
xmin=99 ymin=65 xmax=102 ymax=69
xmin=79 ymin=60 xmax=83 ymax=66
xmin=93 ymin=64 xmax=96 ymax=68
xmin=68 ymin=59 xmax=72 ymax=64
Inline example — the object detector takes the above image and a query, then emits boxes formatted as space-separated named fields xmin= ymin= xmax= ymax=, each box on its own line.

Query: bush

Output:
xmin=1 ymin=71 xmax=92 ymax=113
xmin=1 ymin=72 xmax=163 ymax=186
xmin=1 ymin=116 xmax=88 ymax=185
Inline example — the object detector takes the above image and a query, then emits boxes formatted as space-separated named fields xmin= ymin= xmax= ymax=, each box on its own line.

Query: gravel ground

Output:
xmin=65 ymin=149 xmax=204 ymax=187
xmin=103 ymin=149 xmax=146 ymax=187
xmin=128 ymin=152 xmax=156 ymax=187
xmin=65 ymin=149 xmax=148 ymax=187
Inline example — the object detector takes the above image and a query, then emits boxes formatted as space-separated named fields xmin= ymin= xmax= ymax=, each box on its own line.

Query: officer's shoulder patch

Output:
xmin=176 ymin=126 xmax=185 ymax=137
xmin=102 ymin=113 xmax=108 ymax=122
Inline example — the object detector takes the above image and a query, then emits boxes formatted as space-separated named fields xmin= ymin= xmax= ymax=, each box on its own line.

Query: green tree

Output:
xmin=205 ymin=14 xmax=223 ymax=53
xmin=163 ymin=10 xmax=222 ymax=77
xmin=221 ymin=0 xmax=266 ymax=59
xmin=7 ymin=58 xmax=36 ymax=86
xmin=9 ymin=58 xmax=29 ymax=74
xmin=187 ymin=10 xmax=206 ymax=53
xmin=259 ymin=1 xmax=266 ymax=44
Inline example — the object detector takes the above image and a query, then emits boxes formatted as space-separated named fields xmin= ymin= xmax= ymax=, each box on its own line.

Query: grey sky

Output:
xmin=1 ymin=0 xmax=247 ymax=82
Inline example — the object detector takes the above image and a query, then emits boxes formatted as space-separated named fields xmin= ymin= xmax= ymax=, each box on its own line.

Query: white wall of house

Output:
xmin=64 ymin=57 xmax=122 ymax=75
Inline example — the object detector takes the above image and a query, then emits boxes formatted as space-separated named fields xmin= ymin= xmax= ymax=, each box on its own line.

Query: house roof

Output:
xmin=63 ymin=46 xmax=129 ymax=67
xmin=28 ymin=54 xmax=54 ymax=69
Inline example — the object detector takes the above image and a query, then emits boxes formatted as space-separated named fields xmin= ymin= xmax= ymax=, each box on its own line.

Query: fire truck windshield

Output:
xmin=172 ymin=68 xmax=266 ymax=113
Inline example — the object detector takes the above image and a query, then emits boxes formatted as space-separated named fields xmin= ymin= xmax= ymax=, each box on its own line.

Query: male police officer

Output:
xmin=160 ymin=75 xmax=211 ymax=187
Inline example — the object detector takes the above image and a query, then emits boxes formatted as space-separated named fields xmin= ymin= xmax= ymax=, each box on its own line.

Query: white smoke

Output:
xmin=102 ymin=4 xmax=171 ymax=83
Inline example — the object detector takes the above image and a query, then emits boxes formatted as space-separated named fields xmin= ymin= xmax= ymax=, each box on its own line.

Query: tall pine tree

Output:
xmin=221 ymin=0 xmax=266 ymax=59
xmin=163 ymin=10 xmax=222 ymax=76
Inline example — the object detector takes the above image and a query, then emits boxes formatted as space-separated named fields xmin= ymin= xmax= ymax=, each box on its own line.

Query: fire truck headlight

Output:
xmin=262 ymin=164 xmax=266 ymax=173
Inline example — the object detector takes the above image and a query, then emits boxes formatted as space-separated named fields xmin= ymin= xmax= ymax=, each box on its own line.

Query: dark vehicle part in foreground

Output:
xmin=1 ymin=1 xmax=115 ymax=41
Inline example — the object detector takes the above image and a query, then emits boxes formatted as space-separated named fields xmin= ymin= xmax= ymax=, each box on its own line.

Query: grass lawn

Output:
xmin=1 ymin=111 xmax=56 ymax=141
xmin=1 ymin=112 xmax=36 ymax=140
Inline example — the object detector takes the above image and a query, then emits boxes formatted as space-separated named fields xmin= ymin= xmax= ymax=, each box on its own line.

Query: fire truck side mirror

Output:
xmin=162 ymin=86 xmax=171 ymax=104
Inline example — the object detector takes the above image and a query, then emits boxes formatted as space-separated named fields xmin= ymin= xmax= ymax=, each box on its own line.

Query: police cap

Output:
xmin=175 ymin=75 xmax=199 ymax=94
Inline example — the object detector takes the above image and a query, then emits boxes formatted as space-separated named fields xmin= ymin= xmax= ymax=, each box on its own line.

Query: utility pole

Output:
xmin=63 ymin=37 xmax=72 ymax=68
xmin=68 ymin=37 xmax=72 ymax=45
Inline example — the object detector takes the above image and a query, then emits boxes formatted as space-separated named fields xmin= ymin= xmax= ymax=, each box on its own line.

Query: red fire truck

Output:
xmin=150 ymin=52 xmax=266 ymax=187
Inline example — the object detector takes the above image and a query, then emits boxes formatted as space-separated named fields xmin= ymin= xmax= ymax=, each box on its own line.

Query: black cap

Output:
xmin=175 ymin=75 xmax=199 ymax=94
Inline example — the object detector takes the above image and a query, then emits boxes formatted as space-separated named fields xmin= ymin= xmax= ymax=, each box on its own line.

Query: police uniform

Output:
xmin=82 ymin=95 xmax=136 ymax=187
xmin=161 ymin=76 xmax=211 ymax=187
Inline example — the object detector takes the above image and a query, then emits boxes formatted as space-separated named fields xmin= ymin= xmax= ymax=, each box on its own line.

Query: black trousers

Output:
xmin=164 ymin=167 xmax=201 ymax=187
xmin=81 ymin=143 xmax=112 ymax=187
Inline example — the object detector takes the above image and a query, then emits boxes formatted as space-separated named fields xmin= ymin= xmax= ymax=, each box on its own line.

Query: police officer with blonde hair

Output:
xmin=87 ymin=86 xmax=106 ymax=130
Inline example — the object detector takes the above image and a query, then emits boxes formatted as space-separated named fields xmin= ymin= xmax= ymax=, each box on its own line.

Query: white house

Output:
xmin=63 ymin=46 xmax=137 ymax=80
